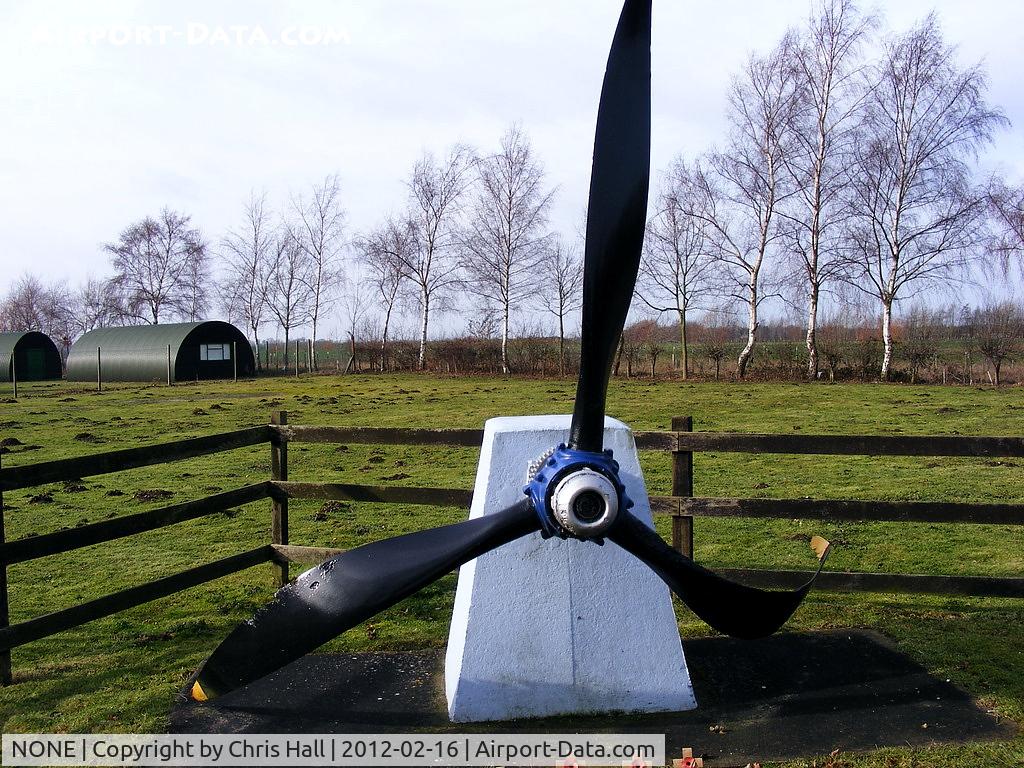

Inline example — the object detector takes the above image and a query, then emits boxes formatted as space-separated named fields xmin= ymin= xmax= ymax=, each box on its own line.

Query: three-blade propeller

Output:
xmin=191 ymin=0 xmax=830 ymax=703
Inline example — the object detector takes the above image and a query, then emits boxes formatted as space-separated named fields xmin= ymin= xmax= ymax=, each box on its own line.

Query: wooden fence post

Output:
xmin=0 ymin=452 xmax=11 ymax=685
xmin=671 ymin=415 xmax=694 ymax=559
xmin=270 ymin=411 xmax=289 ymax=587
xmin=166 ymin=344 xmax=172 ymax=386
xmin=11 ymin=358 xmax=17 ymax=400
xmin=96 ymin=347 xmax=102 ymax=393
xmin=294 ymin=341 xmax=299 ymax=378
xmin=233 ymin=342 xmax=238 ymax=382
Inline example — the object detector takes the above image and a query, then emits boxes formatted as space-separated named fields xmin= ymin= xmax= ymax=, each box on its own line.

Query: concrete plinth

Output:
xmin=444 ymin=415 xmax=696 ymax=722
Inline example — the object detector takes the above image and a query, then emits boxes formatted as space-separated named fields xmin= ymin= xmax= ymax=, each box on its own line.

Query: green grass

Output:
xmin=0 ymin=375 xmax=1022 ymax=766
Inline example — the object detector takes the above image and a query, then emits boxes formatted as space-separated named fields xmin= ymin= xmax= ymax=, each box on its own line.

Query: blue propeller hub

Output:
xmin=523 ymin=444 xmax=633 ymax=540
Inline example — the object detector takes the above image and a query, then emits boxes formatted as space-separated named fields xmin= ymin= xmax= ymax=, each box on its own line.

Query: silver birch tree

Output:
xmin=638 ymin=160 xmax=716 ymax=379
xmin=781 ymin=0 xmax=876 ymax=378
xmin=221 ymin=191 xmax=274 ymax=371
xmin=292 ymin=175 xmax=346 ymax=370
xmin=462 ymin=126 xmax=555 ymax=374
xmin=844 ymin=15 xmax=1006 ymax=379
xmin=405 ymin=146 xmax=474 ymax=370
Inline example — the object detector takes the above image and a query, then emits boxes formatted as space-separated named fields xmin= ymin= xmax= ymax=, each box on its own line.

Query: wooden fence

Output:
xmin=2 ymin=411 xmax=1023 ymax=686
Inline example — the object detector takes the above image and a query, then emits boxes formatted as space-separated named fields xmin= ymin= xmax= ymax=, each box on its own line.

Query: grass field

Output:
xmin=1 ymin=374 xmax=1022 ymax=767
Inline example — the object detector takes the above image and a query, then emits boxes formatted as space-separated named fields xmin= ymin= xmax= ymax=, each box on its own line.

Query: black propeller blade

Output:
xmin=192 ymin=500 xmax=538 ymax=700
xmin=191 ymin=0 xmax=832 ymax=705
xmin=609 ymin=511 xmax=831 ymax=639
xmin=570 ymin=0 xmax=652 ymax=453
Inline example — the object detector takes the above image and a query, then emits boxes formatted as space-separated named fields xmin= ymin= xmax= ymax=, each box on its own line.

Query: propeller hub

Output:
xmin=551 ymin=468 xmax=619 ymax=537
xmin=524 ymin=443 xmax=632 ymax=540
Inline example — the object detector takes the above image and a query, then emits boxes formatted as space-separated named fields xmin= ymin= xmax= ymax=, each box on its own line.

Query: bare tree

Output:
xmin=974 ymin=301 xmax=1021 ymax=385
xmin=0 ymin=273 xmax=48 ymax=331
xmin=105 ymin=208 xmax=208 ymax=324
xmin=986 ymin=176 xmax=1024 ymax=272
xmin=781 ymin=0 xmax=876 ymax=378
xmin=628 ymin=318 xmax=665 ymax=379
xmin=356 ymin=216 xmax=415 ymax=371
xmin=638 ymin=161 xmax=716 ymax=379
xmin=843 ymin=15 xmax=1007 ymax=379
xmin=340 ymin=277 xmax=372 ymax=373
xmin=684 ymin=43 xmax=799 ymax=378
xmin=816 ymin=321 xmax=849 ymax=382
xmin=180 ymin=246 xmax=211 ymax=322
xmin=695 ymin=307 xmax=736 ymax=380
xmin=292 ymin=175 xmax=346 ymax=370
xmin=73 ymin=277 xmax=123 ymax=334
xmin=222 ymin=192 xmax=274 ymax=371
xmin=535 ymin=239 xmax=583 ymax=376
xmin=901 ymin=305 xmax=943 ymax=383
xmin=266 ymin=226 xmax=312 ymax=371
xmin=462 ymin=126 xmax=555 ymax=374
xmin=38 ymin=281 xmax=75 ymax=357
xmin=0 ymin=274 xmax=76 ymax=359
xmin=404 ymin=146 xmax=474 ymax=370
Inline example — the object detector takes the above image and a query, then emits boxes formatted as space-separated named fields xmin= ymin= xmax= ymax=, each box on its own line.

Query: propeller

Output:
xmin=570 ymin=0 xmax=652 ymax=453
xmin=191 ymin=0 xmax=831 ymax=703
xmin=192 ymin=500 xmax=538 ymax=700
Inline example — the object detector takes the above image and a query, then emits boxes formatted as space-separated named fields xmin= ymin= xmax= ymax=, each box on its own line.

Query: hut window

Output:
xmin=200 ymin=343 xmax=231 ymax=361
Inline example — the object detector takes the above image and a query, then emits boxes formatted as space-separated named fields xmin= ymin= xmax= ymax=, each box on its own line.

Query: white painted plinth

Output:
xmin=445 ymin=415 xmax=696 ymax=722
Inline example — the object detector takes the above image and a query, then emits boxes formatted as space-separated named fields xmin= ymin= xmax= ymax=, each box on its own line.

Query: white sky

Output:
xmin=2 ymin=0 xmax=1023 ymax=333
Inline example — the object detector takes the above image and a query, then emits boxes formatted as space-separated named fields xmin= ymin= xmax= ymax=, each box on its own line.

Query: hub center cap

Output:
xmin=551 ymin=467 xmax=620 ymax=537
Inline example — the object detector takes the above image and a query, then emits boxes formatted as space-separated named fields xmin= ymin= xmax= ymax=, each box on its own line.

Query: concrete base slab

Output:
xmin=444 ymin=415 xmax=695 ymax=722
xmin=172 ymin=631 xmax=1015 ymax=767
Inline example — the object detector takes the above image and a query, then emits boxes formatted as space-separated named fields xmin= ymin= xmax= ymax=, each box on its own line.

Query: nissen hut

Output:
xmin=0 ymin=331 xmax=63 ymax=382
xmin=66 ymin=321 xmax=255 ymax=383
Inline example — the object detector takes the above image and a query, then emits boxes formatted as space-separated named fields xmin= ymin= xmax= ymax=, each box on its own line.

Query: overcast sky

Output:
xmin=2 ymin=0 xmax=1022 ymax=333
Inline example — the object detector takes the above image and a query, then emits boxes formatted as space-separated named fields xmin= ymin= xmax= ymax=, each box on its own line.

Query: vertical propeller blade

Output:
xmin=610 ymin=511 xmax=832 ymax=639
xmin=191 ymin=500 xmax=539 ymax=700
xmin=569 ymin=0 xmax=652 ymax=453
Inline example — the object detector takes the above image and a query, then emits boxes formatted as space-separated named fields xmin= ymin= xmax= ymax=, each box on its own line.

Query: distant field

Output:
xmin=1 ymin=374 xmax=1022 ymax=767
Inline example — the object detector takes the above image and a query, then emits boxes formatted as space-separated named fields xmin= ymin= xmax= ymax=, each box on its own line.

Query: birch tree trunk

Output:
xmin=881 ymin=298 xmax=894 ymax=380
xmin=805 ymin=281 xmax=819 ymax=379
xmin=737 ymin=273 xmax=759 ymax=378
xmin=418 ymin=290 xmax=430 ymax=371
xmin=678 ymin=309 xmax=689 ymax=380
xmin=380 ymin=305 xmax=393 ymax=373
xmin=252 ymin=324 xmax=262 ymax=373
xmin=501 ymin=300 xmax=510 ymax=374
xmin=558 ymin=313 xmax=566 ymax=377
xmin=310 ymin=311 xmax=319 ymax=371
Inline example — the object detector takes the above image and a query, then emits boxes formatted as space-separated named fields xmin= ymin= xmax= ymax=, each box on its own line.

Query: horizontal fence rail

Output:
xmin=0 ymin=546 xmax=273 ymax=652
xmin=276 ymin=425 xmax=484 ymax=447
xmin=0 ymin=484 xmax=271 ymax=566
xmin=713 ymin=568 xmax=1024 ymax=599
xmin=272 ymin=424 xmax=1024 ymax=457
xmin=669 ymin=496 xmax=1024 ymax=526
xmin=2 ymin=413 xmax=1024 ymax=687
xmin=274 ymin=481 xmax=472 ymax=507
xmin=0 ymin=426 xmax=273 ymax=492
xmin=270 ymin=543 xmax=345 ymax=566
xmin=273 ymin=424 xmax=682 ymax=452
xmin=672 ymin=432 xmax=1024 ymax=457
xmin=272 ymin=484 xmax=1024 ymax=528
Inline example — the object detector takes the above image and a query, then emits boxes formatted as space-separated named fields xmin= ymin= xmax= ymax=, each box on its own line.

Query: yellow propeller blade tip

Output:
xmin=810 ymin=535 xmax=831 ymax=561
xmin=191 ymin=681 xmax=208 ymax=702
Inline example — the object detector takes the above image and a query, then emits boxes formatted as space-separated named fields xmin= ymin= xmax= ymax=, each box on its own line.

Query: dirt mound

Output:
xmin=134 ymin=489 xmax=174 ymax=502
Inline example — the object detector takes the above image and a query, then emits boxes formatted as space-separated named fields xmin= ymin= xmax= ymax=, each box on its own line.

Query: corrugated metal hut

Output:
xmin=0 ymin=331 xmax=63 ymax=382
xmin=66 ymin=321 xmax=255 ymax=383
